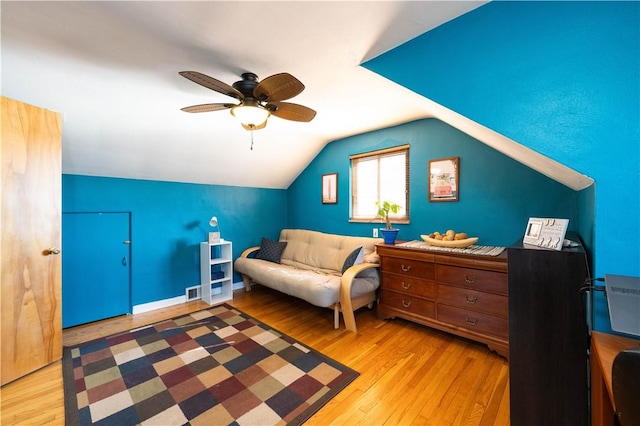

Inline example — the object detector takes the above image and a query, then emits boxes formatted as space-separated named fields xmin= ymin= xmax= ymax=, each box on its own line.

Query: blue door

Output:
xmin=62 ymin=212 xmax=131 ymax=328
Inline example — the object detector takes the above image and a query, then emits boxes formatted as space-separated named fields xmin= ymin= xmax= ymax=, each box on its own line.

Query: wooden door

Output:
xmin=62 ymin=212 xmax=131 ymax=328
xmin=1 ymin=97 xmax=62 ymax=385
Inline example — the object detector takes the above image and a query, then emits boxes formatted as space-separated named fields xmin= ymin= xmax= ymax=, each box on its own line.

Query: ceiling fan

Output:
xmin=179 ymin=71 xmax=316 ymax=130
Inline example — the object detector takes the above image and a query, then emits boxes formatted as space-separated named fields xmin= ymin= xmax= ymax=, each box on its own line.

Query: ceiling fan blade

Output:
xmin=179 ymin=71 xmax=243 ymax=100
xmin=180 ymin=103 xmax=234 ymax=113
xmin=267 ymin=102 xmax=316 ymax=122
xmin=254 ymin=73 xmax=304 ymax=102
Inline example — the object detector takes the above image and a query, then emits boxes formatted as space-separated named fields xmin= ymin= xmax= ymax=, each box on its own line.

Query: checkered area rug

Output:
xmin=63 ymin=304 xmax=358 ymax=426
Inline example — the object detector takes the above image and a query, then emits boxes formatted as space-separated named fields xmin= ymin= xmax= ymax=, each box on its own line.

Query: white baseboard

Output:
xmin=132 ymin=295 xmax=186 ymax=315
xmin=132 ymin=281 xmax=244 ymax=315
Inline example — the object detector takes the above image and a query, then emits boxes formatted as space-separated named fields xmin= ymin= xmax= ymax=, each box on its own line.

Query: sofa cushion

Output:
xmin=234 ymin=257 xmax=379 ymax=307
xmin=341 ymin=246 xmax=364 ymax=274
xmin=364 ymin=251 xmax=380 ymax=264
xmin=279 ymin=229 xmax=382 ymax=274
xmin=255 ymin=237 xmax=287 ymax=264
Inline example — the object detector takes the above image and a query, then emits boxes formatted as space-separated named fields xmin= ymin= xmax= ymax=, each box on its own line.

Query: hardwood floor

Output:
xmin=1 ymin=285 xmax=510 ymax=425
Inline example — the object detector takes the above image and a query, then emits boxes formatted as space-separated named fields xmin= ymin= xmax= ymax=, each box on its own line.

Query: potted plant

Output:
xmin=376 ymin=200 xmax=401 ymax=244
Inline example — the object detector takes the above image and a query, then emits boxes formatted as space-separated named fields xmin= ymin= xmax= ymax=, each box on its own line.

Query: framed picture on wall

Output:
xmin=429 ymin=157 xmax=459 ymax=202
xmin=322 ymin=173 xmax=338 ymax=204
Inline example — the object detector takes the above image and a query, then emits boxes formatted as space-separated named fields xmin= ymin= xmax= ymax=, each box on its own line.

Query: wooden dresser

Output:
xmin=376 ymin=243 xmax=509 ymax=358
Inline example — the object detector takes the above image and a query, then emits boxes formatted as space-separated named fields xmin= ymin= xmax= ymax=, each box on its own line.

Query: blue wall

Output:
xmin=363 ymin=1 xmax=639 ymax=332
xmin=288 ymin=118 xmax=578 ymax=246
xmin=62 ymin=175 xmax=286 ymax=306
xmin=63 ymin=119 xmax=579 ymax=310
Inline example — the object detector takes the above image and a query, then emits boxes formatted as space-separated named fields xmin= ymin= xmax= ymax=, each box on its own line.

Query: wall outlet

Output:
xmin=373 ymin=228 xmax=379 ymax=238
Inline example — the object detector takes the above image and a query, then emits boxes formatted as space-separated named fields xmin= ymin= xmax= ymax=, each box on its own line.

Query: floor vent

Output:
xmin=186 ymin=286 xmax=201 ymax=301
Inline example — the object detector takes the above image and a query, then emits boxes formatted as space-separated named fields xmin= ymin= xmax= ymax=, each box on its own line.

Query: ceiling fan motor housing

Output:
xmin=233 ymin=73 xmax=260 ymax=100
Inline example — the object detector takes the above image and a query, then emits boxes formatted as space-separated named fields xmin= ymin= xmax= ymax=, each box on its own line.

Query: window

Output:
xmin=350 ymin=145 xmax=409 ymax=223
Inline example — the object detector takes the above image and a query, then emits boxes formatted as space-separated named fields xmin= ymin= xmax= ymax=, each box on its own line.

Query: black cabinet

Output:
xmin=508 ymin=232 xmax=590 ymax=426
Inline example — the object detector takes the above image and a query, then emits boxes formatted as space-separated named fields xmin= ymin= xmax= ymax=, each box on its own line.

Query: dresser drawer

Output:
xmin=435 ymin=265 xmax=507 ymax=295
xmin=437 ymin=285 xmax=508 ymax=318
xmin=437 ymin=304 xmax=508 ymax=340
xmin=381 ymin=257 xmax=435 ymax=279
xmin=382 ymin=274 xmax=437 ymax=299
xmin=380 ymin=290 xmax=436 ymax=319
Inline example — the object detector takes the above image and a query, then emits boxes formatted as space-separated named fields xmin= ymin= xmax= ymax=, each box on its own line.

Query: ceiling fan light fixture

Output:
xmin=230 ymin=104 xmax=270 ymax=129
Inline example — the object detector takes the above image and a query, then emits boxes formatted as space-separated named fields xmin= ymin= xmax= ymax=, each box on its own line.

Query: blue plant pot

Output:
xmin=380 ymin=228 xmax=399 ymax=245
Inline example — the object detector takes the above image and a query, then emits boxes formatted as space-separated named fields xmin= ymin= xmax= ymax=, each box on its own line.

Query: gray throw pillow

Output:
xmin=341 ymin=246 xmax=364 ymax=274
xmin=255 ymin=237 xmax=287 ymax=264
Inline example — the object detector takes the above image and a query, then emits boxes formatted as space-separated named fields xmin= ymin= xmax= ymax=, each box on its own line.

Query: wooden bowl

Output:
xmin=420 ymin=235 xmax=479 ymax=248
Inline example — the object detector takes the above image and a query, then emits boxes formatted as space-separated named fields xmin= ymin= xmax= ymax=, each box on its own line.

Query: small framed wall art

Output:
xmin=322 ymin=173 xmax=338 ymax=204
xmin=429 ymin=157 xmax=459 ymax=202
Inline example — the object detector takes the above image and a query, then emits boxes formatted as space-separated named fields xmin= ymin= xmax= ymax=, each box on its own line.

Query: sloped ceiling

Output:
xmin=2 ymin=1 xmax=593 ymax=191
xmin=1 ymin=1 xmax=487 ymax=189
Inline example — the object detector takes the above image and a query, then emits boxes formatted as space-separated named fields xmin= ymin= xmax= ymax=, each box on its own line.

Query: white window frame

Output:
xmin=350 ymin=144 xmax=410 ymax=224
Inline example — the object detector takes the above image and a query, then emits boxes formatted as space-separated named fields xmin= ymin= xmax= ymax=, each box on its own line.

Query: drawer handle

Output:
xmin=464 ymin=274 xmax=477 ymax=284
xmin=465 ymin=296 xmax=478 ymax=304
xmin=402 ymin=300 xmax=412 ymax=308
xmin=401 ymin=264 xmax=412 ymax=272
xmin=401 ymin=281 xmax=412 ymax=290
xmin=465 ymin=316 xmax=478 ymax=326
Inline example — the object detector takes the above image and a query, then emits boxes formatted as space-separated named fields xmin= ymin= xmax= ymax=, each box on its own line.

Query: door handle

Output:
xmin=44 ymin=247 xmax=61 ymax=255
xmin=122 ymin=256 xmax=127 ymax=266
xmin=123 ymin=240 xmax=131 ymax=245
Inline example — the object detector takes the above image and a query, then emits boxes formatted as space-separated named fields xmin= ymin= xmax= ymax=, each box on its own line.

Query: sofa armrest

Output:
xmin=237 ymin=246 xmax=260 ymax=291
xmin=240 ymin=246 xmax=260 ymax=258
xmin=340 ymin=263 xmax=380 ymax=332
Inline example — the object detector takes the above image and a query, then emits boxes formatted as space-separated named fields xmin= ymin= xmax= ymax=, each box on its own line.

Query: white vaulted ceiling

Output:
xmin=1 ymin=1 xmax=486 ymax=188
xmin=2 ymin=1 xmax=593 ymax=191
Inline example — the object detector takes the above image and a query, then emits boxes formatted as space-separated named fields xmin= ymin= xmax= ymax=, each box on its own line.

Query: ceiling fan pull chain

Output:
xmin=250 ymin=128 xmax=254 ymax=150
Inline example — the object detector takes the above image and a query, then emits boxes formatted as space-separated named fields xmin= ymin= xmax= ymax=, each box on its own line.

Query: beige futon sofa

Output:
xmin=234 ymin=229 xmax=382 ymax=332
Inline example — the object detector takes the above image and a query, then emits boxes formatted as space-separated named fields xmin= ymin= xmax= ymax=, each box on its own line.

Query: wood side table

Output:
xmin=591 ymin=331 xmax=640 ymax=426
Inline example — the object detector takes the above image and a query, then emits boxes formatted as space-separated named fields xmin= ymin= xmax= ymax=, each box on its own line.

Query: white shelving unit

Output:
xmin=200 ymin=240 xmax=233 ymax=305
